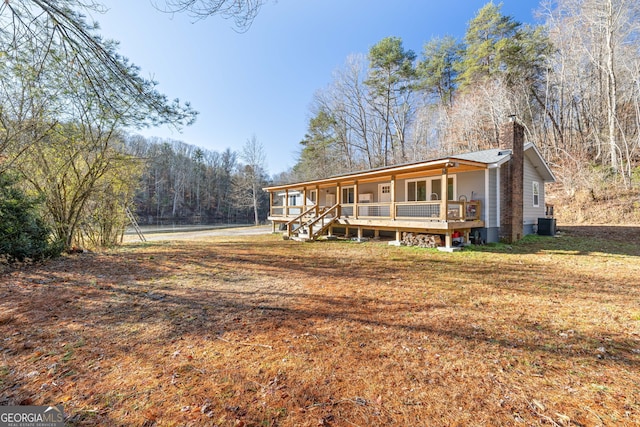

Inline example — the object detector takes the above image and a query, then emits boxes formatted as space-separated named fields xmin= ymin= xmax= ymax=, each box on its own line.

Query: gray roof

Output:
xmin=327 ymin=147 xmax=511 ymax=179
xmin=454 ymin=144 xmax=555 ymax=182
xmin=452 ymin=147 xmax=511 ymax=165
xmin=266 ymin=142 xmax=555 ymax=191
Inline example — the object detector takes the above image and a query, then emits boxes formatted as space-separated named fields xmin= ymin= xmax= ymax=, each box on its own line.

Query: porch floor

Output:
xmin=269 ymin=215 xmax=484 ymax=248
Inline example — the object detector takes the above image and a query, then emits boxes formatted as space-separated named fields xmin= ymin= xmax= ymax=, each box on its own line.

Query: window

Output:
xmin=407 ymin=182 xmax=416 ymax=201
xmin=532 ymin=181 xmax=540 ymax=207
xmin=406 ymin=176 xmax=455 ymax=201
xmin=288 ymin=194 xmax=298 ymax=206
xmin=341 ymin=186 xmax=355 ymax=204
xmin=407 ymin=181 xmax=427 ymax=201
xmin=431 ymin=179 xmax=442 ymax=200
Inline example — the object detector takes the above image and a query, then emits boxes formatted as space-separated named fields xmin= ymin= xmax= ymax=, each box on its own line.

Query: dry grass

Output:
xmin=550 ymin=185 xmax=640 ymax=225
xmin=1 ymin=226 xmax=639 ymax=426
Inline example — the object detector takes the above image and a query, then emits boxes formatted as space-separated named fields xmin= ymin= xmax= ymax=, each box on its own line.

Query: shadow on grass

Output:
xmin=1 ymin=236 xmax=638 ymax=425
xmin=4 ymin=238 xmax=637 ymax=358
xmin=463 ymin=225 xmax=640 ymax=257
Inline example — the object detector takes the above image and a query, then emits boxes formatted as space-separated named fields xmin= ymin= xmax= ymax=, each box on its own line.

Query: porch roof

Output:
xmin=264 ymin=155 xmax=493 ymax=192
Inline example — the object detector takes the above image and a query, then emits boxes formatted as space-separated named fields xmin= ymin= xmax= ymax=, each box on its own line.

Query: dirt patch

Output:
xmin=560 ymin=224 xmax=640 ymax=242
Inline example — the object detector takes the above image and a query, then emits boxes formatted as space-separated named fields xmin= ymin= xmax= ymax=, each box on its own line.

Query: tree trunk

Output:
xmin=605 ymin=0 xmax=619 ymax=171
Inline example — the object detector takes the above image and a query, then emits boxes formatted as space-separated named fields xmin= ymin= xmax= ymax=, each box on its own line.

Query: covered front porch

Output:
xmin=265 ymin=157 xmax=490 ymax=248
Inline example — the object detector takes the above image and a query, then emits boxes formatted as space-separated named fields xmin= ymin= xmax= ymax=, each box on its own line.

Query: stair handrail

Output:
xmin=305 ymin=203 xmax=340 ymax=238
xmin=301 ymin=205 xmax=329 ymax=227
xmin=285 ymin=205 xmax=318 ymax=237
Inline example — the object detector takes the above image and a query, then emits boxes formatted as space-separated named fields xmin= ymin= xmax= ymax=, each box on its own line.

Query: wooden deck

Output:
xmin=268 ymin=200 xmax=484 ymax=247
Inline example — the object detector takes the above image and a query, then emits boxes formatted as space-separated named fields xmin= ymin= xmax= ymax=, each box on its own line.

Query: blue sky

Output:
xmin=95 ymin=0 xmax=543 ymax=174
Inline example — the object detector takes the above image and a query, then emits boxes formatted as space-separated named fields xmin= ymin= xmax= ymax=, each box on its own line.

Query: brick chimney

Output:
xmin=499 ymin=118 xmax=524 ymax=243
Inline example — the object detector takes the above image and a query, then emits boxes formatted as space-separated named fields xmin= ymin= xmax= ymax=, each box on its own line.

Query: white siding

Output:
xmin=456 ymin=170 xmax=485 ymax=204
xmin=523 ymin=155 xmax=547 ymax=227
xmin=357 ymin=182 xmax=379 ymax=201
xmin=489 ymin=168 xmax=498 ymax=228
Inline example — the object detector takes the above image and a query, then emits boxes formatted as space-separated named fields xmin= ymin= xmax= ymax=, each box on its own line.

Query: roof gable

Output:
xmin=524 ymin=142 xmax=556 ymax=182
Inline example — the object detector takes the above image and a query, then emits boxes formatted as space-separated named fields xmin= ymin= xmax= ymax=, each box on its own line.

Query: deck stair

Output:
xmin=285 ymin=204 xmax=339 ymax=241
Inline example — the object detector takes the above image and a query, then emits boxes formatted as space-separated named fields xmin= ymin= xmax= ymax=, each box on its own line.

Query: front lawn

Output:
xmin=1 ymin=226 xmax=639 ymax=426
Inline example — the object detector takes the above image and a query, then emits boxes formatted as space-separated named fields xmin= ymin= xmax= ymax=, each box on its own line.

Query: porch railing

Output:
xmin=271 ymin=204 xmax=313 ymax=217
xmin=304 ymin=204 xmax=340 ymax=239
xmin=446 ymin=200 xmax=481 ymax=221
xmin=395 ymin=201 xmax=441 ymax=219
xmin=464 ymin=200 xmax=481 ymax=220
xmin=271 ymin=200 xmax=481 ymax=222
xmin=357 ymin=203 xmax=391 ymax=218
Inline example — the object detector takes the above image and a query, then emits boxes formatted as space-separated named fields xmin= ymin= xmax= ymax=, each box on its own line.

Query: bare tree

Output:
xmin=240 ymin=135 xmax=267 ymax=225
xmin=328 ymin=55 xmax=377 ymax=169
xmin=310 ymin=54 xmax=390 ymax=171
xmin=543 ymin=0 xmax=640 ymax=182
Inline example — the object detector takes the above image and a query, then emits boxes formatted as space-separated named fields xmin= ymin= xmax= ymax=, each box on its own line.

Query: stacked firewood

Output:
xmin=401 ymin=232 xmax=442 ymax=248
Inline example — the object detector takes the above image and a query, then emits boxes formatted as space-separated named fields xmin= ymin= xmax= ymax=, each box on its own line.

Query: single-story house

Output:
xmin=264 ymin=120 xmax=556 ymax=249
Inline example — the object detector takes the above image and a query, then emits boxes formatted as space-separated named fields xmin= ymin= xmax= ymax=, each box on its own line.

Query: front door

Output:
xmin=378 ymin=184 xmax=391 ymax=202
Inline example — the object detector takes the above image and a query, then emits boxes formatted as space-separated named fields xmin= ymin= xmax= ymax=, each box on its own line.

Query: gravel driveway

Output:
xmin=124 ymin=224 xmax=273 ymax=242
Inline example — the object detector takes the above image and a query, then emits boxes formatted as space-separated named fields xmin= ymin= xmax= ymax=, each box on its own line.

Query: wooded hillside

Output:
xmin=289 ymin=1 xmax=640 ymax=223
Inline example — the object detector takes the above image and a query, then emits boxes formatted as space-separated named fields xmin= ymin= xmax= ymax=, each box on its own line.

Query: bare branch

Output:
xmin=154 ymin=0 xmax=265 ymax=31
